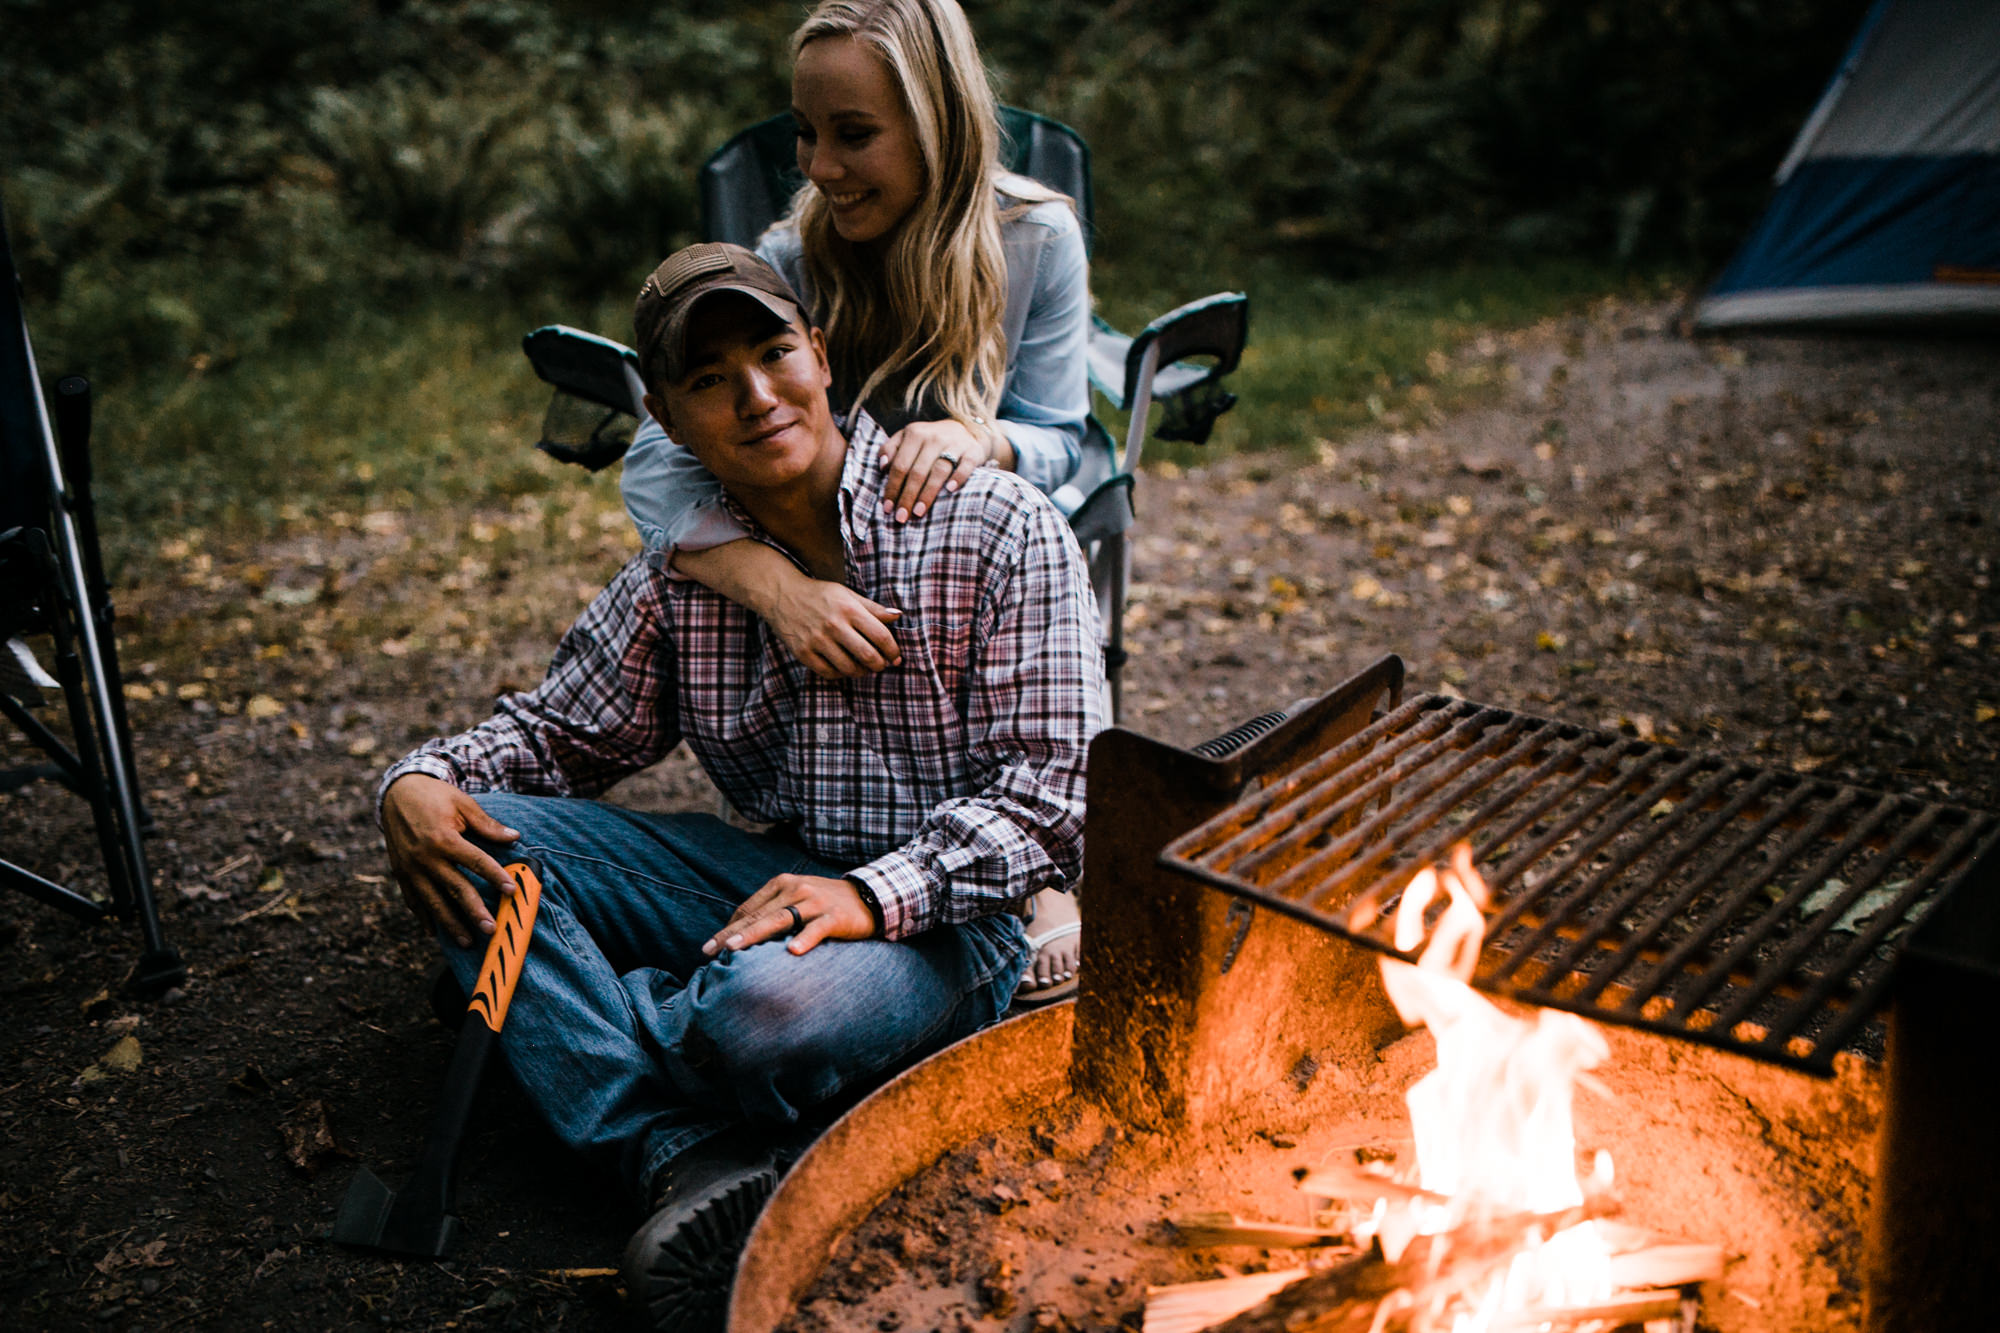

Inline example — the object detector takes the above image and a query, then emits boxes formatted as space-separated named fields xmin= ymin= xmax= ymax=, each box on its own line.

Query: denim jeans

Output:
xmin=441 ymin=792 xmax=1031 ymax=1202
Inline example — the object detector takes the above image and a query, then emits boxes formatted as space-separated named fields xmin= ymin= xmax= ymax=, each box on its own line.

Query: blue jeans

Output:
xmin=441 ymin=793 xmax=1031 ymax=1202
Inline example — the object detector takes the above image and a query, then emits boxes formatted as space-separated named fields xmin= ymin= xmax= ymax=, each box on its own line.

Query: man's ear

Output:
xmin=808 ymin=326 xmax=831 ymax=390
xmin=642 ymin=392 xmax=670 ymax=433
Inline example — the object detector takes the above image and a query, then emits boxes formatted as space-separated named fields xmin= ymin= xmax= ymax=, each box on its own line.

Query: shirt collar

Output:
xmin=835 ymin=407 xmax=887 ymax=554
xmin=713 ymin=406 xmax=887 ymax=566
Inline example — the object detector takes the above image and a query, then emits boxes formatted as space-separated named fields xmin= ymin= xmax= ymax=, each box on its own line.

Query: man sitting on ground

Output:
xmin=375 ymin=242 xmax=1103 ymax=1329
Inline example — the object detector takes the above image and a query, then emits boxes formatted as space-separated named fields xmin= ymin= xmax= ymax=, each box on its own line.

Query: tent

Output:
xmin=1693 ymin=0 xmax=1999 ymax=331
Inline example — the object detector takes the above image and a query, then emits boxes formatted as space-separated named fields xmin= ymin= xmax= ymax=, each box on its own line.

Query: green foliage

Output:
xmin=5 ymin=165 xmax=422 ymax=381
xmin=91 ymin=288 xmax=584 ymax=545
xmin=4 ymin=0 xmax=1864 ymax=550
xmin=81 ymin=257 xmax=1648 ymax=562
xmin=307 ymin=71 xmax=537 ymax=260
xmin=981 ymin=0 xmax=1866 ymax=274
xmin=524 ymin=98 xmax=720 ymax=294
xmin=3 ymin=0 xmax=790 ymax=377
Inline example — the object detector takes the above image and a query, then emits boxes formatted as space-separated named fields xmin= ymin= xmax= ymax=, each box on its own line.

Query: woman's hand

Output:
xmin=379 ymin=774 xmax=521 ymax=947
xmin=676 ymin=540 xmax=901 ymax=679
xmin=880 ymin=418 xmax=1016 ymax=523
xmin=767 ymin=576 xmax=903 ymax=678
xmin=702 ymin=873 xmax=878 ymax=958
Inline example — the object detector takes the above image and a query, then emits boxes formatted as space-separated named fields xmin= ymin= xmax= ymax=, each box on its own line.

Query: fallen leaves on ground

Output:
xmin=280 ymin=1099 xmax=353 ymax=1177
xmin=75 ymin=1034 xmax=143 ymax=1086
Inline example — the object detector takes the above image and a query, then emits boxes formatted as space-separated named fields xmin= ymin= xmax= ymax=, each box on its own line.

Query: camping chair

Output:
xmin=698 ymin=108 xmax=1248 ymax=718
xmin=1 ymin=204 xmax=184 ymax=993
xmin=525 ymin=109 xmax=1248 ymax=721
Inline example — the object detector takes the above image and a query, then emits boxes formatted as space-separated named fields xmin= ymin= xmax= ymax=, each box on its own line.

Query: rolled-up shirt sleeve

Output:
xmin=846 ymin=492 xmax=1104 ymax=937
xmin=376 ymin=557 xmax=682 ymax=819
xmin=620 ymin=414 xmax=752 ymax=570
xmin=995 ymin=206 xmax=1090 ymax=494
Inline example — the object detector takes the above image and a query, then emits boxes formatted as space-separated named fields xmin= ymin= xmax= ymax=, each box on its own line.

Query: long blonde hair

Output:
xmin=782 ymin=0 xmax=1062 ymax=430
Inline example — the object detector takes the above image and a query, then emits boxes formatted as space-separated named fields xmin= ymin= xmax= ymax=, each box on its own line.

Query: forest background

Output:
xmin=2 ymin=0 xmax=1864 ymax=549
xmin=19 ymin=10 xmax=2000 ymax=1330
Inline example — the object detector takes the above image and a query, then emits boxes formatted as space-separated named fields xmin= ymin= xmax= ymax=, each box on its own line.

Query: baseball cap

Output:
xmin=633 ymin=243 xmax=805 ymax=388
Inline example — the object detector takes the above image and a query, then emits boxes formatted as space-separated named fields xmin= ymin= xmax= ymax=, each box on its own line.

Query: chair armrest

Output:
xmin=1089 ymin=293 xmax=1249 ymax=448
xmin=1118 ymin=291 xmax=1247 ymax=412
xmin=522 ymin=325 xmax=647 ymax=418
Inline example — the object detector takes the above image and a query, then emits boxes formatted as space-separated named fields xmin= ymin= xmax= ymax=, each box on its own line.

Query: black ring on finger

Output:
xmin=936 ymin=452 xmax=960 ymax=470
xmin=784 ymin=904 xmax=804 ymax=935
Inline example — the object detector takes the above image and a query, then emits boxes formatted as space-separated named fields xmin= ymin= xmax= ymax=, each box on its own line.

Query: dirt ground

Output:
xmin=2 ymin=297 xmax=1996 ymax=1332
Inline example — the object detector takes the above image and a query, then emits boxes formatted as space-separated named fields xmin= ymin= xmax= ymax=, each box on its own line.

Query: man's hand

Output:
xmin=380 ymin=774 xmax=521 ymax=947
xmin=702 ymin=873 xmax=877 ymax=958
xmin=880 ymin=419 xmax=1013 ymax=524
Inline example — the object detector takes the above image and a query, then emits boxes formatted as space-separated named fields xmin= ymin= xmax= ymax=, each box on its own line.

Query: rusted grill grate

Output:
xmin=1158 ymin=692 xmax=2000 ymax=1074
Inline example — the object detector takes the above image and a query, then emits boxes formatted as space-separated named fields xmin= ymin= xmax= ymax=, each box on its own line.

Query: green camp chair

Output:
xmin=526 ymin=108 xmax=1248 ymax=720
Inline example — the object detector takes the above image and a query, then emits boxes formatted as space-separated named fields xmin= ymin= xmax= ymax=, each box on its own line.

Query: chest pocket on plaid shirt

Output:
xmin=849 ymin=615 xmax=964 ymax=791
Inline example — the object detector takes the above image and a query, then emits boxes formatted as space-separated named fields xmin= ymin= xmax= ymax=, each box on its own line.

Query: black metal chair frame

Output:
xmin=1 ymin=205 xmax=184 ymax=993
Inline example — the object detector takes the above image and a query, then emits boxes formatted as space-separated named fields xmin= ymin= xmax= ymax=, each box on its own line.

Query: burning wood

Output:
xmin=1161 ymin=1223 xmax=1716 ymax=1333
xmin=1170 ymin=1213 xmax=1355 ymax=1249
xmin=1295 ymin=1156 xmax=1450 ymax=1209
xmin=1142 ymin=1271 xmax=1313 ymax=1333
xmin=1146 ymin=845 xmax=1723 ymax=1333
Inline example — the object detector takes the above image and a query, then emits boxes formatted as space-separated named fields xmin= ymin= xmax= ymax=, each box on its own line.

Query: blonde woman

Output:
xmin=621 ymin=0 xmax=1090 ymax=1003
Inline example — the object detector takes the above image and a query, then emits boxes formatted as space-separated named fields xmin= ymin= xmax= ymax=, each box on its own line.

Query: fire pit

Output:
xmin=726 ymin=656 xmax=1997 ymax=1333
xmin=1157 ymin=680 xmax=1996 ymax=1074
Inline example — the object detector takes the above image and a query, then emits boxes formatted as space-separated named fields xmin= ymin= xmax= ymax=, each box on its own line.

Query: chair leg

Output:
xmin=0 ymin=758 xmax=64 ymax=795
xmin=1104 ymin=531 xmax=1128 ymax=724
xmin=88 ymin=667 xmax=182 ymax=992
xmin=8 ymin=321 xmax=183 ymax=990
xmin=0 ymin=856 xmax=111 ymax=921
xmin=26 ymin=562 xmax=185 ymax=992
xmin=0 ymin=690 xmax=92 ymax=794
xmin=46 ymin=604 xmax=134 ymax=916
xmin=71 ymin=640 xmax=183 ymax=990
xmin=92 ymin=599 xmax=154 ymax=835
xmin=0 ymin=685 xmax=129 ymax=920
xmin=53 ymin=375 xmax=155 ymax=834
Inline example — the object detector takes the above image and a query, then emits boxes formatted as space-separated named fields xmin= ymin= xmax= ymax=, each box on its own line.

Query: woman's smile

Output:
xmin=792 ymin=36 xmax=926 ymax=245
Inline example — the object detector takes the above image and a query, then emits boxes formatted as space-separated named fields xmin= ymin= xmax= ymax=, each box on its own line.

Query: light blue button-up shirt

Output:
xmin=621 ymin=193 xmax=1090 ymax=562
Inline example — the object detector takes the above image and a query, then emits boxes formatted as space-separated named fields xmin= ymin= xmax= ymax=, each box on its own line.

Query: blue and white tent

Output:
xmin=1694 ymin=0 xmax=1999 ymax=331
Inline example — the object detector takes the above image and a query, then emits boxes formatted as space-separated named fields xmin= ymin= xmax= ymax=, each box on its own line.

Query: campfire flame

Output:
xmin=1360 ymin=843 xmax=1617 ymax=1330
xmin=1148 ymin=843 xmax=1722 ymax=1333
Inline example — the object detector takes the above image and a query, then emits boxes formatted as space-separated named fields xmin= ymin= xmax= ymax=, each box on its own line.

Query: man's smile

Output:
xmin=741 ymin=417 xmax=804 ymax=448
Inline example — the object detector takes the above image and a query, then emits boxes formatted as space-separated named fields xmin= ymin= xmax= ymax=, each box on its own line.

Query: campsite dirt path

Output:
xmin=2 ymin=297 xmax=1997 ymax=1332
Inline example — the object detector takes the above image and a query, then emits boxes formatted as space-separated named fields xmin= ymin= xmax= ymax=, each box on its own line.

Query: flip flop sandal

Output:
xmin=1011 ymin=921 xmax=1082 ymax=1009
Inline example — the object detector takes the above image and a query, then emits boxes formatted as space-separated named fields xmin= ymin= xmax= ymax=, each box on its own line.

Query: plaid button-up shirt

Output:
xmin=380 ymin=411 xmax=1104 ymax=939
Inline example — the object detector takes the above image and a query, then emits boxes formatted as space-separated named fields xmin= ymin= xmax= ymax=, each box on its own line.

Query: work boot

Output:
xmin=621 ymin=1124 xmax=816 ymax=1333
